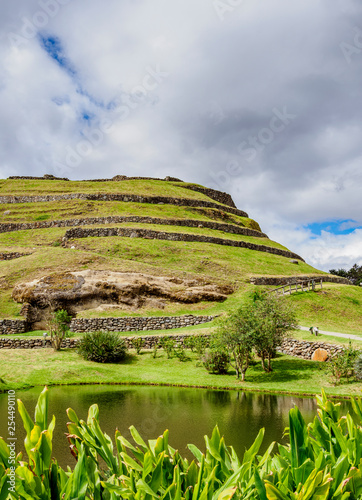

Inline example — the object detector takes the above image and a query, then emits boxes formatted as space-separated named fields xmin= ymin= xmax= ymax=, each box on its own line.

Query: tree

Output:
xmin=251 ymin=293 xmax=298 ymax=372
xmin=214 ymin=301 xmax=258 ymax=381
xmin=47 ymin=309 xmax=72 ymax=351
xmin=329 ymin=263 xmax=362 ymax=286
xmin=215 ymin=293 xmax=298 ymax=379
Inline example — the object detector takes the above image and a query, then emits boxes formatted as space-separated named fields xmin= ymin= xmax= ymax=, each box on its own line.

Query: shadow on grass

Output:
xmin=121 ymin=353 xmax=138 ymax=365
xmin=244 ymin=358 xmax=327 ymax=383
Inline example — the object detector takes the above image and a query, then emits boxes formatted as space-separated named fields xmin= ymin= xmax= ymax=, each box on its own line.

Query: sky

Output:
xmin=0 ymin=0 xmax=361 ymax=272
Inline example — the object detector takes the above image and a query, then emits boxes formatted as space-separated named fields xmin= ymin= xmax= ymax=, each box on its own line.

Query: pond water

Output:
xmin=0 ymin=385 xmax=350 ymax=468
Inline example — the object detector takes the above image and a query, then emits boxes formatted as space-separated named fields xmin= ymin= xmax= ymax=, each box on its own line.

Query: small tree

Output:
xmin=214 ymin=305 xmax=256 ymax=381
xmin=47 ymin=309 xmax=72 ymax=351
xmin=215 ymin=292 xmax=298 ymax=379
xmin=251 ymin=293 xmax=298 ymax=372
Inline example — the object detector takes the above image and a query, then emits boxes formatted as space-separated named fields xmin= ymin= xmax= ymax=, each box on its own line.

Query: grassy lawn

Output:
xmin=0 ymin=179 xmax=220 ymax=201
xmin=291 ymin=284 xmax=362 ymax=334
xmin=66 ymin=222 xmax=286 ymax=249
xmin=0 ymin=348 xmax=361 ymax=397
xmin=0 ymin=200 xmax=259 ymax=230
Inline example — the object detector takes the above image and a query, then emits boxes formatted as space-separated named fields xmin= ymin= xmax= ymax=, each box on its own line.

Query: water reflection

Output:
xmin=0 ymin=385 xmax=351 ymax=469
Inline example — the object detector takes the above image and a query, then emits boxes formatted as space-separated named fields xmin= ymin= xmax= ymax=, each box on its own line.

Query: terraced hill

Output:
xmin=0 ymin=175 xmax=358 ymax=333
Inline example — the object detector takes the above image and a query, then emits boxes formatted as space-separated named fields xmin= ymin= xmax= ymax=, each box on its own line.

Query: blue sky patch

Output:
xmin=305 ymin=219 xmax=362 ymax=236
xmin=39 ymin=35 xmax=76 ymax=77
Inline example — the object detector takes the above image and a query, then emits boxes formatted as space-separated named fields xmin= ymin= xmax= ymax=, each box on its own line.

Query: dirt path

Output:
xmin=299 ymin=326 xmax=362 ymax=341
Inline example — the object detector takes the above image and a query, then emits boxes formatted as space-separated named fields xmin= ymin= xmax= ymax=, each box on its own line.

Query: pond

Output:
xmin=0 ymin=385 xmax=349 ymax=468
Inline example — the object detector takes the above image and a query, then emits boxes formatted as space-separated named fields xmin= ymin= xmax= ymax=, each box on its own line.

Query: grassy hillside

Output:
xmin=0 ymin=177 xmax=360 ymax=333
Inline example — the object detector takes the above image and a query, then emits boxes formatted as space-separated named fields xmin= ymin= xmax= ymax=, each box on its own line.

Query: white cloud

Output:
xmin=0 ymin=0 xmax=361 ymax=271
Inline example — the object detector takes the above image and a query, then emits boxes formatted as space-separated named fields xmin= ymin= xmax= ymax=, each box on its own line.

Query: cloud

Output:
xmin=0 ymin=0 xmax=361 ymax=270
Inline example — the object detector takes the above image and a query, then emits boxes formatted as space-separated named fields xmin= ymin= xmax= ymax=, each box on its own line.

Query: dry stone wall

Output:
xmin=250 ymin=275 xmax=351 ymax=286
xmin=0 ymin=216 xmax=267 ymax=238
xmin=0 ymin=320 xmax=28 ymax=335
xmin=0 ymin=252 xmax=30 ymax=261
xmin=70 ymin=314 xmax=215 ymax=333
xmin=6 ymin=175 xmax=236 ymax=208
xmin=0 ymin=333 xmax=210 ymax=350
xmin=180 ymin=185 xmax=236 ymax=208
xmin=279 ymin=338 xmax=344 ymax=360
xmin=0 ymin=334 xmax=345 ymax=362
xmin=0 ymin=193 xmax=248 ymax=218
xmin=64 ymin=226 xmax=304 ymax=261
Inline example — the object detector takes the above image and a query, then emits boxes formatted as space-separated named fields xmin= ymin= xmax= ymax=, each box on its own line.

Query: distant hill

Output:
xmin=0 ymin=175 xmax=356 ymax=332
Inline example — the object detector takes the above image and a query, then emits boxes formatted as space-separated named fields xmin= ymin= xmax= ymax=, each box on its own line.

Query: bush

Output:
xmin=159 ymin=337 xmax=174 ymax=358
xmin=77 ymin=331 xmax=127 ymax=363
xmin=194 ymin=336 xmax=209 ymax=357
xmin=203 ymin=349 xmax=230 ymax=374
xmin=174 ymin=345 xmax=190 ymax=362
xmin=131 ymin=337 xmax=145 ymax=354
xmin=355 ymin=355 xmax=362 ymax=380
xmin=329 ymin=342 xmax=360 ymax=384
xmin=47 ymin=308 xmax=72 ymax=351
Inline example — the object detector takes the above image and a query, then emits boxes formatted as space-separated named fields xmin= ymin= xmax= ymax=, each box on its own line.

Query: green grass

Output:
xmin=0 ymin=179 xmax=221 ymax=201
xmin=67 ymin=222 xmax=288 ymax=250
xmin=292 ymin=329 xmax=362 ymax=346
xmin=0 ymin=200 xmax=259 ymax=230
xmin=289 ymin=284 xmax=362 ymax=334
xmin=0 ymin=348 xmax=361 ymax=397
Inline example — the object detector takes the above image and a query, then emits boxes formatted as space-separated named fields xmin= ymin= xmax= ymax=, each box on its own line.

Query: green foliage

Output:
xmin=6 ymin=387 xmax=362 ymax=498
xmin=215 ymin=294 xmax=298 ymax=379
xmin=355 ymin=355 xmax=362 ymax=380
xmin=159 ymin=337 xmax=175 ymax=358
xmin=330 ymin=263 xmax=362 ymax=285
xmin=174 ymin=345 xmax=190 ymax=361
xmin=203 ymin=349 xmax=230 ymax=374
xmin=77 ymin=330 xmax=127 ymax=363
xmin=329 ymin=342 xmax=361 ymax=384
xmin=47 ymin=309 xmax=72 ymax=351
xmin=183 ymin=336 xmax=196 ymax=351
xmin=131 ymin=337 xmax=145 ymax=354
xmin=152 ymin=343 xmax=158 ymax=358
xmin=34 ymin=214 xmax=50 ymax=220
xmin=193 ymin=335 xmax=209 ymax=356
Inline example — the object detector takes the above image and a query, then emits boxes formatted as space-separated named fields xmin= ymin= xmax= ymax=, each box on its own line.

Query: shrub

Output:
xmin=77 ymin=331 xmax=127 ymax=363
xmin=131 ymin=337 xmax=145 ymax=354
xmin=194 ymin=336 xmax=209 ymax=357
xmin=203 ymin=349 xmax=230 ymax=374
xmin=174 ymin=345 xmax=190 ymax=362
xmin=159 ymin=337 xmax=174 ymax=358
xmin=355 ymin=355 xmax=362 ymax=380
xmin=47 ymin=308 xmax=72 ymax=351
xmin=183 ymin=336 xmax=196 ymax=351
xmin=329 ymin=342 xmax=360 ymax=384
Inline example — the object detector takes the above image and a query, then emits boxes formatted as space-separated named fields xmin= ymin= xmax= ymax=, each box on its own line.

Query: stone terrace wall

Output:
xmin=0 ymin=193 xmax=248 ymax=218
xmin=6 ymin=175 xmax=237 ymax=209
xmin=0 ymin=320 xmax=28 ymax=335
xmin=0 ymin=334 xmax=345 ymax=362
xmin=70 ymin=314 xmax=215 ymax=333
xmin=64 ymin=226 xmax=304 ymax=261
xmin=180 ymin=185 xmax=236 ymax=208
xmin=0 ymin=333 xmax=210 ymax=350
xmin=0 ymin=252 xmax=31 ymax=261
xmin=279 ymin=338 xmax=344 ymax=360
xmin=250 ymin=275 xmax=351 ymax=286
xmin=0 ymin=216 xmax=267 ymax=238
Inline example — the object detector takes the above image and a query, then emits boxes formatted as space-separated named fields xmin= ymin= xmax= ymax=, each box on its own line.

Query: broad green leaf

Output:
xmin=34 ymin=386 xmax=48 ymax=431
xmin=129 ymin=426 xmax=148 ymax=450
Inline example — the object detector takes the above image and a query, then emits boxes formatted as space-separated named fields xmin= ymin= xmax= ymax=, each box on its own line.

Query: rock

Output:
xmin=290 ymin=260 xmax=299 ymax=264
xmin=311 ymin=348 xmax=329 ymax=362
xmin=12 ymin=270 xmax=231 ymax=328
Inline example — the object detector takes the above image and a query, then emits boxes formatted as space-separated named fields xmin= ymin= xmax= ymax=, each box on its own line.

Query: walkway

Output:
xmin=299 ymin=326 xmax=362 ymax=341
